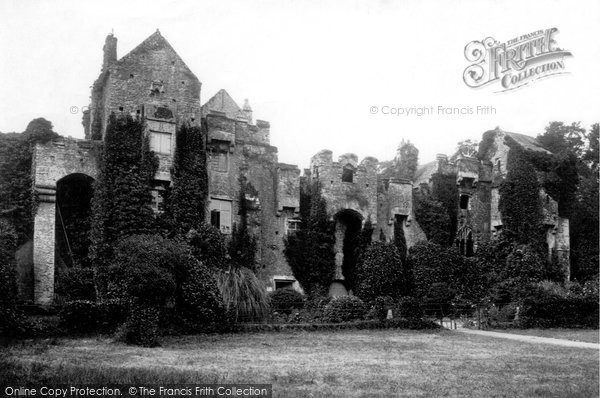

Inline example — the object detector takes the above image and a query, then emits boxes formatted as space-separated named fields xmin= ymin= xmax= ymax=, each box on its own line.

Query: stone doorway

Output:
xmin=55 ymin=173 xmax=94 ymax=270
xmin=332 ymin=209 xmax=363 ymax=295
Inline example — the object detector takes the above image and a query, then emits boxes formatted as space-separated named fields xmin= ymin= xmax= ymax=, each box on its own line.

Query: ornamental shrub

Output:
xmin=269 ymin=288 xmax=305 ymax=314
xmin=322 ymin=296 xmax=366 ymax=323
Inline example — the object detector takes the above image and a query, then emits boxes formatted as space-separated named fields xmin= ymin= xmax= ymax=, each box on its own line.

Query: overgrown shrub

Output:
xmin=177 ymin=262 xmax=228 ymax=332
xmin=187 ymin=224 xmax=229 ymax=270
xmin=367 ymin=296 xmax=395 ymax=320
xmin=397 ymin=296 xmax=423 ymax=319
xmin=117 ymin=304 xmax=161 ymax=347
xmin=355 ymin=241 xmax=407 ymax=302
xmin=59 ymin=300 xmax=127 ymax=334
xmin=0 ymin=220 xmax=26 ymax=337
xmin=269 ymin=288 xmax=304 ymax=314
xmin=518 ymin=281 xmax=599 ymax=328
xmin=322 ymin=296 xmax=366 ymax=323
xmin=56 ymin=267 xmax=96 ymax=301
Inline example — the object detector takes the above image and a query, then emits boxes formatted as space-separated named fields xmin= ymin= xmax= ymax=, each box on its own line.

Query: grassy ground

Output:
xmin=2 ymin=329 xmax=598 ymax=397
xmin=487 ymin=328 xmax=599 ymax=343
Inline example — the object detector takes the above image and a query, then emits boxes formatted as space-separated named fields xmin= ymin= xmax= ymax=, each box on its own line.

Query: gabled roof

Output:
xmin=503 ymin=131 xmax=551 ymax=153
xmin=111 ymin=30 xmax=199 ymax=82
xmin=202 ymin=89 xmax=242 ymax=119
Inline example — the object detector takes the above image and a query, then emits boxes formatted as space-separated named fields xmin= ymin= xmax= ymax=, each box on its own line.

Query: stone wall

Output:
xmin=309 ymin=151 xmax=378 ymax=222
xmin=88 ymin=32 xmax=201 ymax=140
xmin=31 ymin=138 xmax=100 ymax=305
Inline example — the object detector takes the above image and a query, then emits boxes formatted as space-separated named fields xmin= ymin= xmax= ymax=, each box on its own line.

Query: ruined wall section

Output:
xmin=377 ymin=178 xmax=426 ymax=247
xmin=31 ymin=138 xmax=100 ymax=305
xmin=309 ymin=151 xmax=378 ymax=223
xmin=205 ymin=112 xmax=298 ymax=288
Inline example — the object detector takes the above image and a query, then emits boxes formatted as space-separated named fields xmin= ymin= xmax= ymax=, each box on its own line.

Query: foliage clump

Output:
xmin=322 ymin=296 xmax=366 ymax=323
xmin=284 ymin=181 xmax=336 ymax=297
xmin=355 ymin=241 xmax=408 ymax=302
xmin=89 ymin=114 xmax=158 ymax=274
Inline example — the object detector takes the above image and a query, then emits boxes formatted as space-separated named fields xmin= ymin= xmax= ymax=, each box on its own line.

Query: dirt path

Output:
xmin=455 ymin=328 xmax=600 ymax=349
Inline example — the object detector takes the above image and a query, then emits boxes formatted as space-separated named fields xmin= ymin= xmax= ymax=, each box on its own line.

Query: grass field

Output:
xmin=2 ymin=329 xmax=598 ymax=397
xmin=488 ymin=328 xmax=599 ymax=343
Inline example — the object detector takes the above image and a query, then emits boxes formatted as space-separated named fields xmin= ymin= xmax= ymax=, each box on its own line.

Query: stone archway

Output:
xmin=32 ymin=138 xmax=99 ymax=305
xmin=331 ymin=209 xmax=363 ymax=296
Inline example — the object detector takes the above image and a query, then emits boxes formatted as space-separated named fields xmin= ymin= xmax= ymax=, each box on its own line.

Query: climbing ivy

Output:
xmin=89 ymin=114 xmax=158 ymax=272
xmin=430 ymin=172 xmax=459 ymax=245
xmin=229 ymin=174 xmax=258 ymax=271
xmin=165 ymin=123 xmax=208 ymax=234
xmin=498 ymin=138 xmax=544 ymax=247
xmin=0 ymin=118 xmax=60 ymax=245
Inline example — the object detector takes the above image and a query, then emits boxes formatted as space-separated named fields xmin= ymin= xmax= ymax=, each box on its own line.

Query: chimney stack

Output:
xmin=102 ymin=33 xmax=117 ymax=72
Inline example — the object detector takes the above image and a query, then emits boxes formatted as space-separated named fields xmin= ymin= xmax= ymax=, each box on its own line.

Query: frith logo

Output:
xmin=463 ymin=28 xmax=572 ymax=92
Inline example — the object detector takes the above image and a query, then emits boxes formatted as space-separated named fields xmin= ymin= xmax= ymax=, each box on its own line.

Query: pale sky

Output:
xmin=1 ymin=0 xmax=598 ymax=170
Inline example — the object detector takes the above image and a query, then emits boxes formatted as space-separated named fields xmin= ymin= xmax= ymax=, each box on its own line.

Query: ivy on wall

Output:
xmin=89 ymin=114 xmax=158 ymax=271
xmin=430 ymin=172 xmax=459 ymax=246
xmin=0 ymin=118 xmax=59 ymax=245
xmin=498 ymin=137 xmax=544 ymax=247
xmin=164 ymin=123 xmax=208 ymax=235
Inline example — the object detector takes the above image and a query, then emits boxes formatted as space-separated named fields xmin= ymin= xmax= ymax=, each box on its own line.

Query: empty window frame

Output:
xmin=209 ymin=198 xmax=232 ymax=234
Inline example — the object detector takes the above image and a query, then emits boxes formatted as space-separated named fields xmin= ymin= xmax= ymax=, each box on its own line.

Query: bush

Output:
xmin=269 ymin=288 xmax=304 ymax=314
xmin=322 ymin=296 xmax=366 ymax=323
xmin=187 ymin=225 xmax=228 ymax=270
xmin=117 ymin=304 xmax=161 ymax=347
xmin=177 ymin=262 xmax=228 ymax=332
xmin=56 ymin=267 xmax=96 ymax=301
xmin=397 ymin=296 xmax=423 ymax=319
xmin=0 ymin=219 xmax=27 ymax=337
xmin=367 ymin=296 xmax=395 ymax=320
xmin=519 ymin=282 xmax=599 ymax=328
xmin=355 ymin=241 xmax=407 ymax=302
xmin=59 ymin=300 xmax=127 ymax=334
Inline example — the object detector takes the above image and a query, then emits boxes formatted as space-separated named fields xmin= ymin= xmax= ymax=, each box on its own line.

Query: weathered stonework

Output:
xmin=24 ymin=33 xmax=573 ymax=304
xmin=31 ymin=138 xmax=100 ymax=305
xmin=416 ymin=127 xmax=571 ymax=279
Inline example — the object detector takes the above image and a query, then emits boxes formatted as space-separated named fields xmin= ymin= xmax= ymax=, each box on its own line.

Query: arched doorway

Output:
xmin=55 ymin=173 xmax=94 ymax=270
xmin=331 ymin=209 xmax=363 ymax=295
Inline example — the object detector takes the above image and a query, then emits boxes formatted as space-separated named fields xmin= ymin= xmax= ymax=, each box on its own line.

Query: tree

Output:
xmin=396 ymin=140 xmax=419 ymax=180
xmin=537 ymin=121 xmax=586 ymax=156
xmin=228 ymin=174 xmax=258 ymax=271
xmin=89 ymin=114 xmax=158 ymax=273
xmin=284 ymin=180 xmax=336 ymax=297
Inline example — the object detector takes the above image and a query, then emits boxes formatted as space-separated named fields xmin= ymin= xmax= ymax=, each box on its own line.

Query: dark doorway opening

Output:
xmin=55 ymin=174 xmax=94 ymax=269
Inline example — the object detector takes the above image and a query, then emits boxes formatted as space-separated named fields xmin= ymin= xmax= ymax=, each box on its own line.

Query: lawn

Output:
xmin=2 ymin=329 xmax=598 ymax=397
xmin=488 ymin=328 xmax=599 ymax=343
